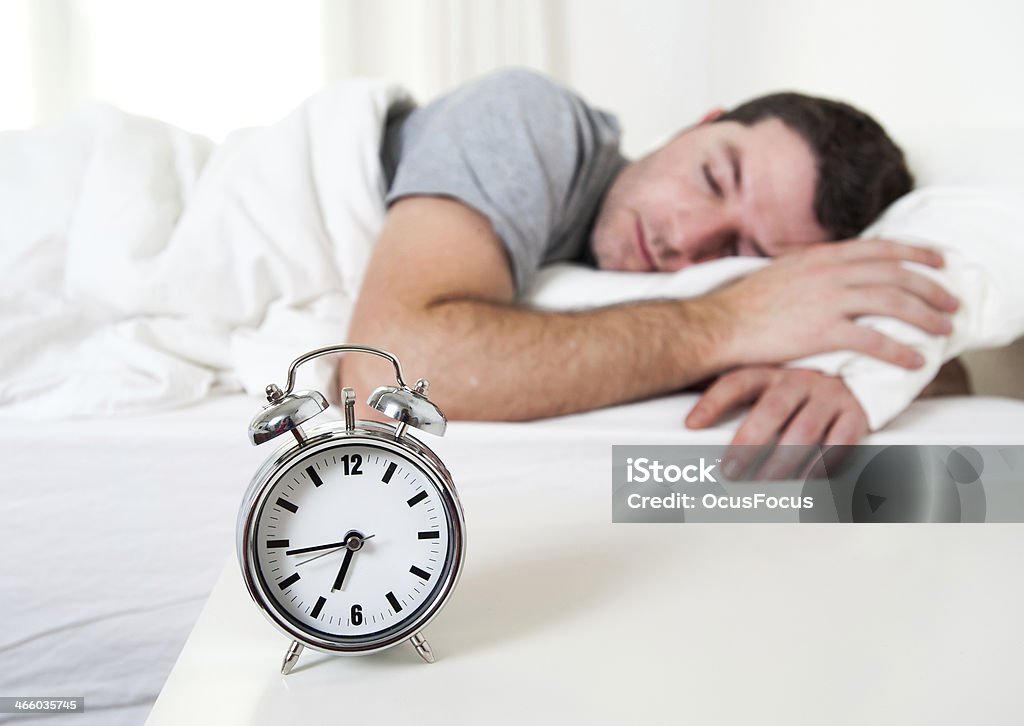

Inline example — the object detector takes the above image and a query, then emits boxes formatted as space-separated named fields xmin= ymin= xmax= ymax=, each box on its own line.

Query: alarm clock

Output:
xmin=236 ymin=345 xmax=465 ymax=675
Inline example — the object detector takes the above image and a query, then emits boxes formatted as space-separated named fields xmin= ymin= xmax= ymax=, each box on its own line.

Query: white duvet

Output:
xmin=0 ymin=80 xmax=408 ymax=417
xmin=2 ymin=83 xmax=1023 ymax=429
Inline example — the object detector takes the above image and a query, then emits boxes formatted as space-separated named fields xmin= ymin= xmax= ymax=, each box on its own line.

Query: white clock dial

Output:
xmin=253 ymin=443 xmax=453 ymax=640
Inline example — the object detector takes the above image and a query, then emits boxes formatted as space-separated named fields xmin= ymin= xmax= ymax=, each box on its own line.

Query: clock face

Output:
xmin=250 ymin=440 xmax=456 ymax=646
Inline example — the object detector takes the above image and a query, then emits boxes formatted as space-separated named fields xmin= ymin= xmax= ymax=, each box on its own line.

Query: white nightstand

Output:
xmin=148 ymin=448 xmax=1024 ymax=726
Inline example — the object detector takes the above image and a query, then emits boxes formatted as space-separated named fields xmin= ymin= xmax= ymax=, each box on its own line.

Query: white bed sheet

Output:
xmin=0 ymin=396 xmax=264 ymax=725
xmin=3 ymin=391 xmax=1024 ymax=725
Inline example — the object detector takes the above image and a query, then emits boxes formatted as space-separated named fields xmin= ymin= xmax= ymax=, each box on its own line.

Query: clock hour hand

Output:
xmin=330 ymin=530 xmax=372 ymax=592
xmin=331 ymin=547 xmax=355 ymax=592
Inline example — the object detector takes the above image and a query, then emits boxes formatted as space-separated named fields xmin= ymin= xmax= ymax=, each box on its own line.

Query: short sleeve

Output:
xmin=386 ymin=69 xmax=623 ymax=293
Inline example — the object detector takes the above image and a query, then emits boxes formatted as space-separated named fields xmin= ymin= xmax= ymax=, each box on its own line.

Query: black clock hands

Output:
xmin=295 ymin=545 xmax=347 ymax=568
xmin=286 ymin=532 xmax=375 ymax=560
xmin=330 ymin=530 xmax=372 ymax=592
xmin=284 ymin=531 xmax=375 ymax=579
xmin=286 ymin=541 xmax=348 ymax=556
xmin=332 ymin=547 xmax=355 ymax=592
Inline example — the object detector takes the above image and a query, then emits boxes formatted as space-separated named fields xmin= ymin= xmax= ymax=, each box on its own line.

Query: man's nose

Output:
xmin=666 ymin=208 xmax=737 ymax=265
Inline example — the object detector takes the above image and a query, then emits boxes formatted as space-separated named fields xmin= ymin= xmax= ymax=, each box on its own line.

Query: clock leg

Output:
xmin=410 ymin=632 xmax=435 ymax=664
xmin=281 ymin=640 xmax=304 ymax=675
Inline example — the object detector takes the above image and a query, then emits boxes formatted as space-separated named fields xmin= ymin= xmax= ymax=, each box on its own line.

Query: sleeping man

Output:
xmin=342 ymin=68 xmax=964 ymax=447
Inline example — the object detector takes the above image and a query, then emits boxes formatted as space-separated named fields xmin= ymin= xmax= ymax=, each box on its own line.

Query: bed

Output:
xmin=4 ymin=390 xmax=1024 ymax=724
xmin=4 ymin=74 xmax=1024 ymax=725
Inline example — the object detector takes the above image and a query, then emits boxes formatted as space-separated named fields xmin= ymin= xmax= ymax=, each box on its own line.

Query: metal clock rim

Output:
xmin=238 ymin=429 xmax=465 ymax=656
xmin=237 ymin=424 xmax=466 ymax=657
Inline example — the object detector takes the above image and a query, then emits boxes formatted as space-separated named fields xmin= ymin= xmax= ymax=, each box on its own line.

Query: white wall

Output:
xmin=0 ymin=0 xmax=34 ymax=128
xmin=709 ymin=0 xmax=1024 ymax=127
xmin=322 ymin=0 xmax=559 ymax=106
xmin=561 ymin=0 xmax=711 ymax=156
xmin=0 ymin=0 xmax=713 ymax=153
xmin=321 ymin=0 xmax=713 ymax=157
xmin=708 ymin=0 xmax=1024 ymax=185
xmin=1 ymin=0 xmax=325 ymax=140
xmin=79 ymin=0 xmax=325 ymax=138
xmin=4 ymin=0 xmax=1023 ymax=156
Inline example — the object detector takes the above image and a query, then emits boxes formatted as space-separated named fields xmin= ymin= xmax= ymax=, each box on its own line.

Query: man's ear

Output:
xmin=699 ymin=108 xmax=726 ymax=124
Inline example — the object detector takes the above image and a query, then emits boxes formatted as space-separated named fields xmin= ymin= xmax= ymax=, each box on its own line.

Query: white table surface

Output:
xmin=148 ymin=396 xmax=1024 ymax=725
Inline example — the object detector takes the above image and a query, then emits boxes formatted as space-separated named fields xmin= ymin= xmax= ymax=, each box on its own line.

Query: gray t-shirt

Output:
xmin=382 ymin=69 xmax=627 ymax=293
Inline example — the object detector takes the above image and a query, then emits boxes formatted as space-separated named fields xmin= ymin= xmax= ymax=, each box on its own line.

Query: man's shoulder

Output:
xmin=419 ymin=68 xmax=618 ymax=137
xmin=457 ymin=67 xmax=572 ymax=104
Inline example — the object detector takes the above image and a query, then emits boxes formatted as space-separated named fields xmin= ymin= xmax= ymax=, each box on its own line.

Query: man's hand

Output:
xmin=686 ymin=367 xmax=869 ymax=479
xmin=708 ymin=239 xmax=960 ymax=370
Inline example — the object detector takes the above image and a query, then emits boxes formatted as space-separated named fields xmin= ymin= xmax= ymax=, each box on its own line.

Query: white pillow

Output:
xmin=523 ymin=186 xmax=1024 ymax=430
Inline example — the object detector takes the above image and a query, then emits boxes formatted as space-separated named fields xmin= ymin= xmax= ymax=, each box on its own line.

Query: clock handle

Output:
xmin=276 ymin=345 xmax=409 ymax=399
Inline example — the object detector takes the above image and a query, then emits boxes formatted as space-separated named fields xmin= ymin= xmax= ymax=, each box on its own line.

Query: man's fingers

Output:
xmin=828 ymin=323 xmax=926 ymax=369
xmin=777 ymin=395 xmax=837 ymax=446
xmin=830 ymin=238 xmax=945 ymax=269
xmin=754 ymin=442 xmax=821 ymax=481
xmin=754 ymin=394 xmax=837 ymax=479
xmin=824 ymin=409 xmax=869 ymax=447
xmin=685 ymin=368 xmax=771 ymax=428
xmin=723 ymin=374 xmax=811 ymax=478
xmin=807 ymin=444 xmax=855 ymax=479
xmin=804 ymin=396 xmax=870 ymax=477
xmin=708 ymin=370 xmax=870 ymax=481
xmin=732 ymin=380 xmax=808 ymax=443
xmin=893 ymin=267 xmax=959 ymax=312
xmin=844 ymin=287 xmax=953 ymax=336
xmin=838 ymin=262 xmax=959 ymax=312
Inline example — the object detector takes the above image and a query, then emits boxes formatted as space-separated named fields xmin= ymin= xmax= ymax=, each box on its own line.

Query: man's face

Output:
xmin=591 ymin=117 xmax=832 ymax=272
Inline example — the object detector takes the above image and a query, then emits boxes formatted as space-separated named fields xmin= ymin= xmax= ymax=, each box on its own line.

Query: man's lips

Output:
xmin=634 ymin=216 xmax=657 ymax=271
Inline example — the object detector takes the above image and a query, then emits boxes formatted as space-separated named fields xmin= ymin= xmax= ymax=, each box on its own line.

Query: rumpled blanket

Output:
xmin=0 ymin=80 xmax=410 ymax=417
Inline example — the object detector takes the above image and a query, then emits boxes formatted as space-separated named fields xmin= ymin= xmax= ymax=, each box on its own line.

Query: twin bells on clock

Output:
xmin=239 ymin=345 xmax=465 ymax=676
xmin=248 ymin=344 xmax=447 ymax=446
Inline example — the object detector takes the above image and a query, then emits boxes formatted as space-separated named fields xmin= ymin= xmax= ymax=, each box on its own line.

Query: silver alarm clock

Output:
xmin=237 ymin=345 xmax=465 ymax=674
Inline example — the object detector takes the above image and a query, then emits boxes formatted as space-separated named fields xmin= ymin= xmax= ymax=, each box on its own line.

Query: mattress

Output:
xmin=3 ymin=392 xmax=1024 ymax=725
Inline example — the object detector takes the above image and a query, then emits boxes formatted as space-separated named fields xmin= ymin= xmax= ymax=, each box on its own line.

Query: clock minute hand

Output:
xmin=285 ymin=540 xmax=348 ymax=556
xmin=286 ymin=534 xmax=374 ymax=557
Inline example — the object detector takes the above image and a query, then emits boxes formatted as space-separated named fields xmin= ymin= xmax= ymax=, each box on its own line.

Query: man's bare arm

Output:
xmin=344 ymin=198 xmax=735 ymax=419
xmin=342 ymin=197 xmax=957 ymax=421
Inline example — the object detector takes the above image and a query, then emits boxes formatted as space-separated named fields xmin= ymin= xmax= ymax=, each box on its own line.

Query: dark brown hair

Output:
xmin=719 ymin=92 xmax=913 ymax=240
